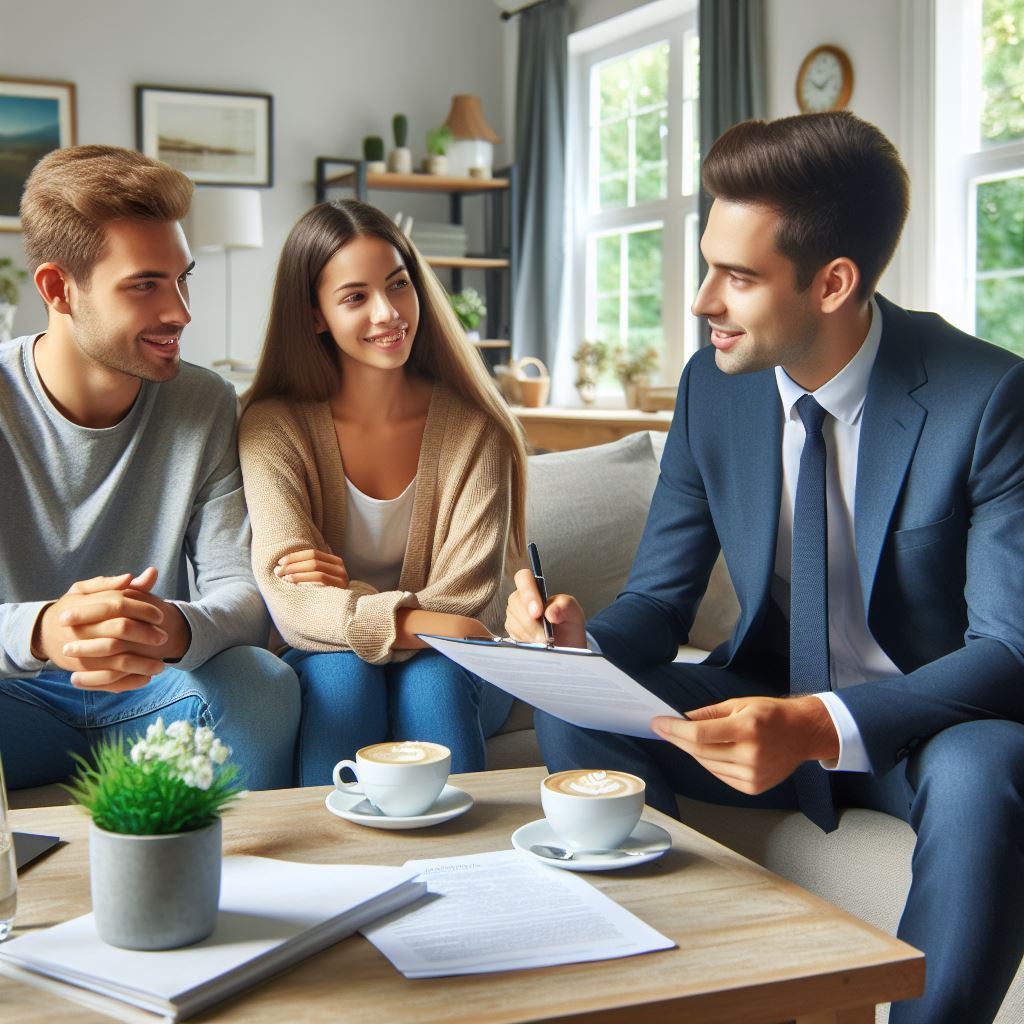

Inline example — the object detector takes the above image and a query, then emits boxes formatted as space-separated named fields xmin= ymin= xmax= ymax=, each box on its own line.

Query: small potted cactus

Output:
xmin=363 ymin=135 xmax=387 ymax=175
xmin=388 ymin=114 xmax=412 ymax=174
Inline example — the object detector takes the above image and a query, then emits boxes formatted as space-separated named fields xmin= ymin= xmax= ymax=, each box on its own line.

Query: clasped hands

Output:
xmin=32 ymin=567 xmax=190 ymax=693
xmin=505 ymin=567 xmax=839 ymax=794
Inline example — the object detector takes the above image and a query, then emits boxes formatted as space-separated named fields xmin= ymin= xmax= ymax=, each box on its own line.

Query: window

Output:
xmin=568 ymin=2 xmax=699 ymax=396
xmin=935 ymin=0 xmax=1024 ymax=354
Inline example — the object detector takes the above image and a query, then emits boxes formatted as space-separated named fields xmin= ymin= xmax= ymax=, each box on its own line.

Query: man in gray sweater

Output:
xmin=0 ymin=145 xmax=300 ymax=791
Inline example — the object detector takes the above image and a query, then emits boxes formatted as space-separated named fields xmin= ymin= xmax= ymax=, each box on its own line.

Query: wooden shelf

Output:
xmin=512 ymin=406 xmax=673 ymax=452
xmin=324 ymin=169 xmax=509 ymax=194
xmin=424 ymin=256 xmax=509 ymax=270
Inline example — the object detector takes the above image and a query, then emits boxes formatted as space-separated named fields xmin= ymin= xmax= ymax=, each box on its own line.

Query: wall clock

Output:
xmin=795 ymin=45 xmax=854 ymax=113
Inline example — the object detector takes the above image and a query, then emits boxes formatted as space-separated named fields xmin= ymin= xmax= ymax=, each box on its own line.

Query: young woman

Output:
xmin=239 ymin=199 xmax=527 ymax=788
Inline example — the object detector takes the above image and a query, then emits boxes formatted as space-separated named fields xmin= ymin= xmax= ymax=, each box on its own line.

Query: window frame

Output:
xmin=933 ymin=0 xmax=1024 ymax=343
xmin=567 ymin=2 xmax=699 ymax=400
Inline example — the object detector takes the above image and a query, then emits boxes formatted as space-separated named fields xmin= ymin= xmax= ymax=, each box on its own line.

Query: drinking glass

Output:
xmin=0 ymin=753 xmax=16 ymax=940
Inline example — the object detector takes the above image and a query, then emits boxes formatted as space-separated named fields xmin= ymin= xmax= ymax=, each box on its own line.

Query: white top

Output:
xmin=773 ymin=297 xmax=900 ymax=772
xmin=342 ymin=475 xmax=417 ymax=593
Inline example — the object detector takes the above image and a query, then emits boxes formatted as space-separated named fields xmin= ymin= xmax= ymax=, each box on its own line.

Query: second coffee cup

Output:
xmin=541 ymin=769 xmax=646 ymax=851
xmin=333 ymin=741 xmax=451 ymax=817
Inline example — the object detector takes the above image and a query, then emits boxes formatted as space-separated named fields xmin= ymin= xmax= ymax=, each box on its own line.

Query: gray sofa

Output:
xmin=490 ymin=429 xmax=1022 ymax=1024
xmin=11 ymin=430 xmax=1021 ymax=1020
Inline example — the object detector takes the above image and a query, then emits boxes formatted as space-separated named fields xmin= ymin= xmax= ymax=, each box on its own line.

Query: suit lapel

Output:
xmin=855 ymin=297 xmax=928 ymax=609
xmin=733 ymin=370 xmax=783 ymax=610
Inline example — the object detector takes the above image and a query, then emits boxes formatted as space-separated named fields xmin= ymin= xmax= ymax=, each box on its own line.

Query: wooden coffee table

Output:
xmin=3 ymin=766 xmax=922 ymax=1023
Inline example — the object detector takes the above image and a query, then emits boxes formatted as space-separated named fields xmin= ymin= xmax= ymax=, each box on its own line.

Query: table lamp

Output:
xmin=443 ymin=95 xmax=501 ymax=178
xmin=186 ymin=188 xmax=264 ymax=373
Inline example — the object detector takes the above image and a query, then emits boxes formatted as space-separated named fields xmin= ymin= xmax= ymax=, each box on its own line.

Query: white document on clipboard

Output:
xmin=418 ymin=635 xmax=679 ymax=740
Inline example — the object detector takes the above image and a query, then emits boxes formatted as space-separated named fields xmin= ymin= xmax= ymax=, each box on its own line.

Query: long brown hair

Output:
xmin=245 ymin=198 xmax=526 ymax=555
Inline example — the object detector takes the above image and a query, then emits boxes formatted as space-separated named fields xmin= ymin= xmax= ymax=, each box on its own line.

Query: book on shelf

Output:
xmin=0 ymin=855 xmax=424 ymax=1022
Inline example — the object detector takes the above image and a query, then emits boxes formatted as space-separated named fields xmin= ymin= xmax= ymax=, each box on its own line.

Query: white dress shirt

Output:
xmin=773 ymin=297 xmax=901 ymax=772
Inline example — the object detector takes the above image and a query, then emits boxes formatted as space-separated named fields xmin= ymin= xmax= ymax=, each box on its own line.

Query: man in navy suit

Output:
xmin=506 ymin=112 xmax=1024 ymax=1023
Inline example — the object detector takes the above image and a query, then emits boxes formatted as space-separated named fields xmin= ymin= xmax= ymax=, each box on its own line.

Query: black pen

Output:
xmin=527 ymin=541 xmax=555 ymax=646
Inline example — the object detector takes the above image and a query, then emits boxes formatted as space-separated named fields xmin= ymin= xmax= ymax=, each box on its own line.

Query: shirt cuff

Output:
xmin=813 ymin=692 xmax=872 ymax=773
xmin=5 ymin=600 xmax=51 ymax=674
xmin=585 ymin=630 xmax=602 ymax=654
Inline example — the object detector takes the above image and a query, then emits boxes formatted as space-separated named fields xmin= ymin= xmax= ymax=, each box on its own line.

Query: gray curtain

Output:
xmin=697 ymin=0 xmax=767 ymax=345
xmin=512 ymin=0 xmax=569 ymax=363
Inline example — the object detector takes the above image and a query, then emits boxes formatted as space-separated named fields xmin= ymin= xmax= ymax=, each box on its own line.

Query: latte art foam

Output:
xmin=359 ymin=741 xmax=447 ymax=765
xmin=544 ymin=769 xmax=644 ymax=798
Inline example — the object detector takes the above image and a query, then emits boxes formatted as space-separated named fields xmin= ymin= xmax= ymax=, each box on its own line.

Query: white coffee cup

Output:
xmin=333 ymin=741 xmax=451 ymax=818
xmin=540 ymin=769 xmax=646 ymax=851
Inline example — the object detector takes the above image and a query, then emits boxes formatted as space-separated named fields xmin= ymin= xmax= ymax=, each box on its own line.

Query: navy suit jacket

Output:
xmin=589 ymin=295 xmax=1024 ymax=775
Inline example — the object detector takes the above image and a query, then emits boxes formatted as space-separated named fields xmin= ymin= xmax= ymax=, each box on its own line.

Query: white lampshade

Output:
xmin=187 ymin=188 xmax=263 ymax=252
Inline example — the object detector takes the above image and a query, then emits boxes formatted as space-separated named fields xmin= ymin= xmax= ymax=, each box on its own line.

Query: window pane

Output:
xmin=596 ymin=234 xmax=620 ymax=293
xmin=631 ymin=43 xmax=669 ymax=111
xmin=976 ymin=176 xmax=1024 ymax=271
xmin=981 ymin=0 xmax=1024 ymax=146
xmin=599 ymin=175 xmax=628 ymax=208
xmin=591 ymin=41 xmax=669 ymax=212
xmin=628 ymin=228 xmax=662 ymax=292
xmin=597 ymin=57 xmax=631 ymax=121
xmin=977 ymin=276 xmax=1024 ymax=353
xmin=598 ymin=120 xmax=628 ymax=177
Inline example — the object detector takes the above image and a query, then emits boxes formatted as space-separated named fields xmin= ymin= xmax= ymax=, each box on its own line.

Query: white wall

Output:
xmin=0 ymin=0 xmax=509 ymax=367
xmin=765 ymin=0 xmax=918 ymax=304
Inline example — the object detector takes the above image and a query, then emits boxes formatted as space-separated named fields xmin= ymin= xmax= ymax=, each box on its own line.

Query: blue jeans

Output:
xmin=283 ymin=648 xmax=512 ymax=786
xmin=0 ymin=646 xmax=301 ymax=791
xmin=536 ymin=658 xmax=1024 ymax=1024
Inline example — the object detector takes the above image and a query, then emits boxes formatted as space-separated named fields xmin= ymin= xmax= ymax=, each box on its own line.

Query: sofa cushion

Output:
xmin=526 ymin=431 xmax=661 ymax=618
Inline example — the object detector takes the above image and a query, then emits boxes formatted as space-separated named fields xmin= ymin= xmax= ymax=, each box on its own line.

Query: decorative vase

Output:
xmin=576 ymin=378 xmax=597 ymax=405
xmin=387 ymin=148 xmax=412 ymax=174
xmin=365 ymin=160 xmax=388 ymax=175
xmin=423 ymin=154 xmax=448 ymax=175
xmin=89 ymin=817 xmax=222 ymax=950
xmin=0 ymin=303 xmax=15 ymax=344
xmin=465 ymin=328 xmax=481 ymax=342
xmin=623 ymin=382 xmax=639 ymax=409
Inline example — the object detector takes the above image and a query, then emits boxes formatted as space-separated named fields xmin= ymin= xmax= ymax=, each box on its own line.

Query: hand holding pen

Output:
xmin=527 ymin=542 xmax=555 ymax=645
xmin=505 ymin=543 xmax=588 ymax=649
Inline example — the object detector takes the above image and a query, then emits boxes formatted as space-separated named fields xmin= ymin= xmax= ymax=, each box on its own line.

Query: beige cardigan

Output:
xmin=238 ymin=385 xmax=512 ymax=664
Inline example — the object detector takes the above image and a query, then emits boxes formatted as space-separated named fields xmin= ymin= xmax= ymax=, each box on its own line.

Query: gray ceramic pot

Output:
xmin=89 ymin=817 xmax=222 ymax=950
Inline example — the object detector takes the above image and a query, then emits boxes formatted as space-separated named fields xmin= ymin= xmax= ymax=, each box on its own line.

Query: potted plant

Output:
xmin=424 ymin=125 xmax=451 ymax=175
xmin=449 ymin=286 xmax=486 ymax=340
xmin=572 ymin=339 xmax=610 ymax=405
xmin=363 ymin=135 xmax=387 ymax=175
xmin=615 ymin=344 xmax=659 ymax=408
xmin=388 ymin=114 xmax=412 ymax=174
xmin=0 ymin=258 xmax=27 ymax=344
xmin=64 ymin=718 xmax=243 ymax=950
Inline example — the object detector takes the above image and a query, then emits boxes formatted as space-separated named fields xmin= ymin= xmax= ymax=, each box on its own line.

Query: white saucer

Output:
xmin=325 ymin=783 xmax=473 ymax=830
xmin=511 ymin=818 xmax=671 ymax=872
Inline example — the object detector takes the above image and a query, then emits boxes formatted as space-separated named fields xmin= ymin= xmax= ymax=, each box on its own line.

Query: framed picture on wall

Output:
xmin=0 ymin=77 xmax=76 ymax=232
xmin=136 ymin=85 xmax=273 ymax=187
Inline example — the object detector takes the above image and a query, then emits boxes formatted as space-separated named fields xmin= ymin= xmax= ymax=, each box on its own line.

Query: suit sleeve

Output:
xmin=588 ymin=356 xmax=722 ymax=669
xmin=836 ymin=360 xmax=1024 ymax=773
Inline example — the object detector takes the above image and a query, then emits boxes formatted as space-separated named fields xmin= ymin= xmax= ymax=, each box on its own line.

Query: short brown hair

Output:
xmin=702 ymin=112 xmax=909 ymax=300
xmin=20 ymin=144 xmax=193 ymax=284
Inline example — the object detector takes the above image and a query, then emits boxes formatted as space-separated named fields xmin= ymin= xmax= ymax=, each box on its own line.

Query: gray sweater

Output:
xmin=0 ymin=334 xmax=269 ymax=678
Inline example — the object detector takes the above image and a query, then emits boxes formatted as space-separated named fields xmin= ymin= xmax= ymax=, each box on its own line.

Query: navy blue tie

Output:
xmin=789 ymin=395 xmax=838 ymax=833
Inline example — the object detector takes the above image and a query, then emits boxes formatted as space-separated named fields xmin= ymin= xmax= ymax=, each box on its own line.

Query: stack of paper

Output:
xmin=0 ymin=855 xmax=424 ymax=1021
xmin=362 ymin=850 xmax=675 ymax=977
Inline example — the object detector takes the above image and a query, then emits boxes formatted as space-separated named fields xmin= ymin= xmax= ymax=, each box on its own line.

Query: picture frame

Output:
xmin=136 ymin=85 xmax=273 ymax=187
xmin=0 ymin=77 xmax=76 ymax=232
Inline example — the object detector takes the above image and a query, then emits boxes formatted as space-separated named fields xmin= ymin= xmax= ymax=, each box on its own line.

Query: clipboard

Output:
xmin=418 ymin=634 xmax=679 ymax=740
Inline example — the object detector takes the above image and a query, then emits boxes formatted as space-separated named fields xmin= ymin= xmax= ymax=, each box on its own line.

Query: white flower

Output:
xmin=129 ymin=718 xmax=231 ymax=791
